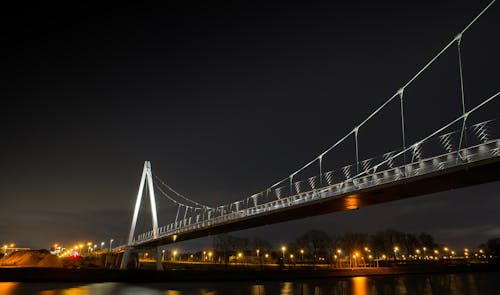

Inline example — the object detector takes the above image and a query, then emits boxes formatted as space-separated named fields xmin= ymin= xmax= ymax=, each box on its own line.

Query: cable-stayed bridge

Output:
xmin=115 ymin=1 xmax=500 ymax=270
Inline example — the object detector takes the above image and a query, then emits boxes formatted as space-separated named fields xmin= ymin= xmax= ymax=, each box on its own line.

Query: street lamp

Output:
xmin=172 ymin=250 xmax=178 ymax=261
xmin=281 ymin=246 xmax=286 ymax=259
xmin=300 ymin=249 xmax=304 ymax=262
xmin=393 ymin=246 xmax=399 ymax=260
xmin=109 ymin=239 xmax=114 ymax=252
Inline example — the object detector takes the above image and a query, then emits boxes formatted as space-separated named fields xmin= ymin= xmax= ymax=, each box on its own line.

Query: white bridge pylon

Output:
xmin=121 ymin=161 xmax=163 ymax=270
xmin=128 ymin=161 xmax=160 ymax=245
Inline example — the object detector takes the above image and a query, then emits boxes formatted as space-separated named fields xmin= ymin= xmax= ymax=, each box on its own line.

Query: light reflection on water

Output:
xmin=0 ymin=272 xmax=497 ymax=295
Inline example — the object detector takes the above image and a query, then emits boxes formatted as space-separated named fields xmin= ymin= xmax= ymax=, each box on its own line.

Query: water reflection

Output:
xmin=251 ymin=284 xmax=265 ymax=295
xmin=352 ymin=276 xmax=367 ymax=295
xmin=0 ymin=271 xmax=497 ymax=295
xmin=0 ymin=283 xmax=19 ymax=294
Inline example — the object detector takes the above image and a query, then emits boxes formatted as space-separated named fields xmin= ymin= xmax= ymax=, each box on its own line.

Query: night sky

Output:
xmin=1 ymin=1 xmax=499 ymax=250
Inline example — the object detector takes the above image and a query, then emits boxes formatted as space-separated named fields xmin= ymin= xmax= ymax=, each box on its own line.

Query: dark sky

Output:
xmin=1 ymin=1 xmax=499 ymax=250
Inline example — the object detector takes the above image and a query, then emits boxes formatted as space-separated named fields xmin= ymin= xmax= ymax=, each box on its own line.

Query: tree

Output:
xmin=485 ymin=238 xmax=500 ymax=256
xmin=338 ymin=232 xmax=369 ymax=255
xmin=296 ymin=230 xmax=332 ymax=264
xmin=418 ymin=232 xmax=438 ymax=251
xmin=253 ymin=237 xmax=272 ymax=253
xmin=212 ymin=234 xmax=244 ymax=262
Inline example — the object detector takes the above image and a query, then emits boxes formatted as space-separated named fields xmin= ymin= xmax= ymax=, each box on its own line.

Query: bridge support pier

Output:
xmin=120 ymin=248 xmax=131 ymax=270
xmin=156 ymin=247 xmax=164 ymax=271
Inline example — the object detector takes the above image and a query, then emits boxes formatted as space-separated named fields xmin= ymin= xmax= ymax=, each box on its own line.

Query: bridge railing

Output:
xmin=132 ymin=135 xmax=499 ymax=245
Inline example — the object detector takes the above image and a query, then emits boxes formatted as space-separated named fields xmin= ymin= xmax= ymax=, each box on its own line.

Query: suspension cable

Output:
xmin=334 ymin=91 xmax=500 ymax=186
xmin=153 ymin=173 xmax=212 ymax=209
xmin=154 ymin=182 xmax=195 ymax=208
xmin=264 ymin=0 xmax=497 ymax=192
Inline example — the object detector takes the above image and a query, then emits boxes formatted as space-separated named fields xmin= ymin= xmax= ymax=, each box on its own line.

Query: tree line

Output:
xmin=212 ymin=229 xmax=440 ymax=264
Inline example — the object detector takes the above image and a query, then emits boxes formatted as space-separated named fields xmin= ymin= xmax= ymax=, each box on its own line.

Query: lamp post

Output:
xmin=237 ymin=252 xmax=243 ymax=265
xmin=300 ymin=249 xmax=304 ymax=262
xmin=393 ymin=246 xmax=399 ymax=261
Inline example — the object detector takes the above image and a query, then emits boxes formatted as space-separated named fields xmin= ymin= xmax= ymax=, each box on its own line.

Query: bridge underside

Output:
xmin=136 ymin=156 xmax=500 ymax=249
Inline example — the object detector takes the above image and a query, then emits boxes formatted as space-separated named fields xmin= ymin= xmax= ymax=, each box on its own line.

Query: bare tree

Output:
xmin=296 ymin=230 xmax=332 ymax=264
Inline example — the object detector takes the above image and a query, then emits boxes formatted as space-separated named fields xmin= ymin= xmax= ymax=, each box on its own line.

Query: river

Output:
xmin=0 ymin=272 xmax=498 ymax=295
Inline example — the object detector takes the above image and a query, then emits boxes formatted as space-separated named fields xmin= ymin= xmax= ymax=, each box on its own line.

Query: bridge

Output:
xmin=116 ymin=1 xmax=500 ymax=270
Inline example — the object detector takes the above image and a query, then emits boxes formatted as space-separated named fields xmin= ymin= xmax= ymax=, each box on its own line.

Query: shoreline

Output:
xmin=1 ymin=264 xmax=499 ymax=283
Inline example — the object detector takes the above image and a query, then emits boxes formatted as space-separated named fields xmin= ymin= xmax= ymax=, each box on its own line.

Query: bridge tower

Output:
xmin=120 ymin=161 xmax=164 ymax=270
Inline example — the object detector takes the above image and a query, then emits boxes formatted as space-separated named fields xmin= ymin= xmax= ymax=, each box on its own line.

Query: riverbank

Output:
xmin=1 ymin=263 xmax=499 ymax=282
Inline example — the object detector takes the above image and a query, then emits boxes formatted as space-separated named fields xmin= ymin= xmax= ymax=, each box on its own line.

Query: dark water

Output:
xmin=1 ymin=272 xmax=498 ymax=295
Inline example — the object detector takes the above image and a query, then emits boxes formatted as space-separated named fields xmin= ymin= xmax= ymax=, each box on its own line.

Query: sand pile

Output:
xmin=37 ymin=253 xmax=63 ymax=268
xmin=0 ymin=250 xmax=62 ymax=268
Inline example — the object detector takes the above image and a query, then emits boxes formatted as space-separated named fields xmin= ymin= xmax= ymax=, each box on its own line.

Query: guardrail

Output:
xmin=131 ymin=138 xmax=499 ymax=246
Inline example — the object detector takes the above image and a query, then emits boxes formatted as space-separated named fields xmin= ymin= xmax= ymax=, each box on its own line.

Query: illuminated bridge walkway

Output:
xmin=116 ymin=1 xmax=500 ymax=269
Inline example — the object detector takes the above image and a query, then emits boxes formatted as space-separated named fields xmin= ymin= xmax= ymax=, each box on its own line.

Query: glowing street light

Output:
xmin=393 ymin=246 xmax=399 ymax=260
xmin=281 ymin=246 xmax=286 ymax=259
xmin=172 ymin=250 xmax=178 ymax=261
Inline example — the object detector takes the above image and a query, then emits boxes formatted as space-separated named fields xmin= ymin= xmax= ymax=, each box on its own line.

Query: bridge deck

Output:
xmin=133 ymin=148 xmax=500 ymax=249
